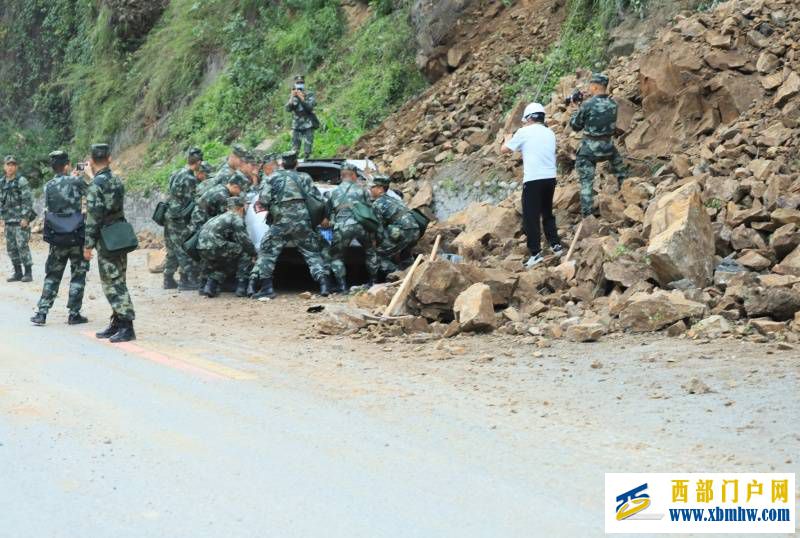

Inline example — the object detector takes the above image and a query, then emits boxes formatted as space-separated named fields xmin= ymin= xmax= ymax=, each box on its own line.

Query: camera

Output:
xmin=76 ymin=162 xmax=85 ymax=172
xmin=564 ymin=89 xmax=585 ymax=106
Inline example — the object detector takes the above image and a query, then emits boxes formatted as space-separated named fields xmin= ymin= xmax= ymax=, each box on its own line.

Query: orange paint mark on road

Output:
xmin=82 ymin=331 xmax=225 ymax=380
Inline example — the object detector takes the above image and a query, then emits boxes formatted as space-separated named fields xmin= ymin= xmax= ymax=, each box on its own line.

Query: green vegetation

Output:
xmin=506 ymin=0 xmax=652 ymax=105
xmin=0 ymin=0 xmax=425 ymax=191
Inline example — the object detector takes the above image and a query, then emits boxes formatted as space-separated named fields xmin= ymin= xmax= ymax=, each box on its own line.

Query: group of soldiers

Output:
xmin=162 ymin=144 xmax=423 ymax=301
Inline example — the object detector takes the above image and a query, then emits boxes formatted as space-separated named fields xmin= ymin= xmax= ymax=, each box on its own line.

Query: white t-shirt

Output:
xmin=504 ymin=123 xmax=557 ymax=182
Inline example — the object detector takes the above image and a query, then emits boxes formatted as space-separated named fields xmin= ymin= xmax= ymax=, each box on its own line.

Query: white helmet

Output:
xmin=522 ymin=102 xmax=546 ymax=121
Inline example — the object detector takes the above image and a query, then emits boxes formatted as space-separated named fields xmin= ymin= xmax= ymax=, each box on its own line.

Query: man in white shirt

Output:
xmin=501 ymin=103 xmax=563 ymax=268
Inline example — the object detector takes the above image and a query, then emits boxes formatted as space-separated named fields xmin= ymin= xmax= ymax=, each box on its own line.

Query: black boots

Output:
xmin=252 ymin=278 xmax=276 ymax=300
xmin=334 ymin=275 xmax=347 ymax=294
xmin=246 ymin=277 xmax=258 ymax=297
xmin=110 ymin=319 xmax=136 ymax=343
xmin=234 ymin=279 xmax=248 ymax=298
xmin=202 ymin=278 xmax=220 ymax=298
xmin=20 ymin=265 xmax=32 ymax=282
xmin=68 ymin=312 xmax=88 ymax=325
xmin=163 ymin=273 xmax=178 ymax=289
xmin=318 ymin=275 xmax=332 ymax=297
xmin=31 ymin=312 xmax=46 ymax=326
xmin=96 ymin=315 xmax=120 ymax=339
xmin=178 ymin=274 xmax=200 ymax=291
xmin=7 ymin=264 xmax=22 ymax=282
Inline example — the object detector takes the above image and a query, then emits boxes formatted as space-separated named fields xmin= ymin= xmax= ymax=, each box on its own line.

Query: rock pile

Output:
xmin=328 ymin=0 xmax=800 ymax=343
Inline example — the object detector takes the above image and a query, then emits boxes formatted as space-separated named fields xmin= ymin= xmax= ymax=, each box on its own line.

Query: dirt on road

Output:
xmin=4 ymin=243 xmax=797 ymax=480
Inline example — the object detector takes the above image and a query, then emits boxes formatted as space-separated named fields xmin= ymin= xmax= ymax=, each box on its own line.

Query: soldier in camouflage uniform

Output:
xmin=569 ymin=73 xmax=627 ymax=217
xmin=285 ymin=75 xmax=317 ymax=160
xmin=259 ymin=153 xmax=278 ymax=184
xmin=197 ymin=196 xmax=256 ymax=298
xmin=163 ymin=147 xmax=203 ymax=291
xmin=84 ymin=144 xmax=136 ymax=343
xmin=326 ymin=163 xmax=379 ymax=292
xmin=369 ymin=176 xmax=422 ymax=275
xmin=30 ymin=151 xmax=89 ymax=326
xmin=1 ymin=155 xmax=36 ymax=282
xmin=196 ymin=144 xmax=250 ymax=198
xmin=190 ymin=178 xmax=244 ymax=234
xmin=249 ymin=151 xmax=331 ymax=300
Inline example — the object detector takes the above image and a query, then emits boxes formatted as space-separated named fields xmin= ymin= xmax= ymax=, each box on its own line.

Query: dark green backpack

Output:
xmin=409 ymin=208 xmax=430 ymax=235
xmin=352 ymin=201 xmax=379 ymax=233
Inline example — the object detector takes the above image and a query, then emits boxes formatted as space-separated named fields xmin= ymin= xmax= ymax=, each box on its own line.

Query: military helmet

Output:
xmin=49 ymin=150 xmax=69 ymax=167
xmin=91 ymin=143 xmax=111 ymax=160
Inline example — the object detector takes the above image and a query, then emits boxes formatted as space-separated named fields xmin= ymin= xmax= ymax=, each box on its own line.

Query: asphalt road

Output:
xmin=0 ymin=291 xmax=587 ymax=537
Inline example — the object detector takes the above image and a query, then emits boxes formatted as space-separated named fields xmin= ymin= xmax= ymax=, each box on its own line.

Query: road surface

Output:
xmin=1 ymin=248 xmax=798 ymax=537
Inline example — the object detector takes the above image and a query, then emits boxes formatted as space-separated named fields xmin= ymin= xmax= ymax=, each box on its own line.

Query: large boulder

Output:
xmin=451 ymin=203 xmax=520 ymax=259
xmin=646 ymin=188 xmax=715 ymax=287
xmin=618 ymin=290 xmax=708 ymax=332
xmin=147 ymin=249 xmax=167 ymax=274
xmin=459 ymin=265 xmax=518 ymax=305
xmin=408 ymin=260 xmax=471 ymax=318
xmin=743 ymin=287 xmax=800 ymax=322
xmin=453 ymin=283 xmax=496 ymax=332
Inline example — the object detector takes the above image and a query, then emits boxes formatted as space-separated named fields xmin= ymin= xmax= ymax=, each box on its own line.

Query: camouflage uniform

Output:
xmin=373 ymin=194 xmax=421 ymax=273
xmin=0 ymin=173 xmax=35 ymax=269
xmin=164 ymin=167 xmax=199 ymax=278
xmin=251 ymin=169 xmax=328 ymax=281
xmin=326 ymin=180 xmax=379 ymax=282
xmin=286 ymin=90 xmax=317 ymax=159
xmin=569 ymin=94 xmax=627 ymax=216
xmin=197 ymin=211 xmax=256 ymax=283
xmin=36 ymin=174 xmax=89 ymax=315
xmin=191 ymin=183 xmax=233 ymax=232
xmin=86 ymin=167 xmax=135 ymax=321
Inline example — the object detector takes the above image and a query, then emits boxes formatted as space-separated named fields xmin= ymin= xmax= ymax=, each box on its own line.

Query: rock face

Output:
xmin=453 ymin=283 xmax=496 ymax=332
xmin=618 ymin=290 xmax=708 ymax=332
xmin=646 ymin=188 xmax=715 ymax=287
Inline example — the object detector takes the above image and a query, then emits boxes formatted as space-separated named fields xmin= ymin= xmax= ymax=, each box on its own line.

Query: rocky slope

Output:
xmin=332 ymin=0 xmax=800 ymax=343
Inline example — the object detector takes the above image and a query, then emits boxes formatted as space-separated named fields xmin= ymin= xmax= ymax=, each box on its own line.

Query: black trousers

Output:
xmin=522 ymin=178 xmax=560 ymax=255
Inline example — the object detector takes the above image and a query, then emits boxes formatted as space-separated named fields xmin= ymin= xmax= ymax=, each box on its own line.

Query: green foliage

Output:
xmin=506 ymin=0 xmax=651 ymax=105
xmin=0 ymin=121 xmax=62 ymax=189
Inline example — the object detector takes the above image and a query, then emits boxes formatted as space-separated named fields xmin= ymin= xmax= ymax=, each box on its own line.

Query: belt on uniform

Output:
xmin=584 ymin=134 xmax=612 ymax=140
xmin=4 ymin=222 xmax=20 ymax=226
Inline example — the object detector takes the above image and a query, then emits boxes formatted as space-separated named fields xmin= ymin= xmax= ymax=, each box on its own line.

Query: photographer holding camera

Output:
xmin=285 ymin=75 xmax=319 ymax=160
xmin=568 ymin=73 xmax=627 ymax=217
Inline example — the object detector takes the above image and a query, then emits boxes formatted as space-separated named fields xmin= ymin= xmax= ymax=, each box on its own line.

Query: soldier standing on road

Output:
xmin=249 ymin=151 xmax=331 ymax=300
xmin=196 ymin=144 xmax=249 ymax=198
xmin=285 ymin=75 xmax=318 ymax=160
xmin=569 ymin=73 xmax=627 ymax=217
xmin=369 ymin=176 xmax=421 ymax=276
xmin=326 ymin=163 xmax=379 ymax=293
xmin=84 ymin=144 xmax=136 ymax=343
xmin=30 ymin=151 xmax=89 ymax=326
xmin=1 ymin=155 xmax=36 ymax=283
xmin=197 ymin=196 xmax=256 ymax=298
xmin=163 ymin=147 xmax=203 ymax=291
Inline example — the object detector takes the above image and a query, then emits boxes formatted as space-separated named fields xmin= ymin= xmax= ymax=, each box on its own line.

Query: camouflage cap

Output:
xmin=369 ymin=175 xmax=391 ymax=188
xmin=91 ymin=143 xmax=111 ymax=160
xmin=49 ymin=150 xmax=69 ymax=167
xmin=341 ymin=163 xmax=359 ymax=173
xmin=187 ymin=146 xmax=204 ymax=159
xmin=231 ymin=144 xmax=249 ymax=159
xmin=260 ymin=152 xmax=278 ymax=165
xmin=243 ymin=151 xmax=259 ymax=165
xmin=590 ymin=72 xmax=609 ymax=86
xmin=227 ymin=171 xmax=250 ymax=189
xmin=294 ymin=74 xmax=305 ymax=82
xmin=227 ymin=195 xmax=246 ymax=209
xmin=4 ymin=155 xmax=17 ymax=164
xmin=199 ymin=161 xmax=213 ymax=175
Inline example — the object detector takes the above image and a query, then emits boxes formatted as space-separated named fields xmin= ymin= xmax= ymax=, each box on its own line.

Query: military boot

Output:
xmin=252 ymin=278 xmax=276 ymax=300
xmin=246 ymin=277 xmax=258 ymax=297
xmin=21 ymin=265 xmax=32 ymax=282
xmin=178 ymin=274 xmax=200 ymax=291
xmin=234 ymin=279 xmax=249 ymax=298
xmin=68 ymin=312 xmax=89 ymax=325
xmin=110 ymin=319 xmax=136 ymax=343
xmin=203 ymin=278 xmax=220 ymax=298
xmin=7 ymin=264 xmax=22 ymax=282
xmin=334 ymin=275 xmax=347 ymax=294
xmin=163 ymin=273 xmax=178 ymax=289
xmin=96 ymin=315 xmax=120 ymax=339
xmin=318 ymin=275 xmax=332 ymax=297
xmin=30 ymin=312 xmax=46 ymax=326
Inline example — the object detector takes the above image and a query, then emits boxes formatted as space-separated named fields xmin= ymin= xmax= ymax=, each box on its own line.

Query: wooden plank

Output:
xmin=429 ymin=234 xmax=442 ymax=262
xmin=563 ymin=221 xmax=584 ymax=264
xmin=383 ymin=254 xmax=425 ymax=318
